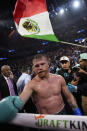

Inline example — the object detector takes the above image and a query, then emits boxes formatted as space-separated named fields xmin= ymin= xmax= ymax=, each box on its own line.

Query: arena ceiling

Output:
xmin=0 ymin=0 xmax=87 ymax=61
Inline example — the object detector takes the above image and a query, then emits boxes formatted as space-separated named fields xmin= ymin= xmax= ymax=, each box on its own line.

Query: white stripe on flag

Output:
xmin=17 ymin=12 xmax=54 ymax=36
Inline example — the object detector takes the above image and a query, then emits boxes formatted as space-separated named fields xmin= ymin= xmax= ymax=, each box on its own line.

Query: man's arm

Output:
xmin=0 ymin=78 xmax=33 ymax=123
xmin=0 ymin=96 xmax=24 ymax=122
xmin=78 ymin=68 xmax=87 ymax=75
xmin=19 ymin=81 xmax=33 ymax=105
xmin=61 ymin=77 xmax=82 ymax=115
xmin=62 ymin=85 xmax=78 ymax=110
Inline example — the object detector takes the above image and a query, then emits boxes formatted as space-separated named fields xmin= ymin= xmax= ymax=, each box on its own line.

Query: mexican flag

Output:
xmin=13 ymin=0 xmax=59 ymax=42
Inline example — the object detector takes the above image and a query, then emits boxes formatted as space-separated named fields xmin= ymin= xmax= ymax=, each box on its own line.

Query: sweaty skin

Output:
xmin=20 ymin=56 xmax=78 ymax=114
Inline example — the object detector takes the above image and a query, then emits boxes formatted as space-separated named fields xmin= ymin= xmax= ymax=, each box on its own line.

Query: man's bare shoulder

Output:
xmin=50 ymin=73 xmax=66 ymax=84
xmin=26 ymin=75 xmax=39 ymax=87
xmin=50 ymin=73 xmax=64 ymax=79
xmin=31 ymin=75 xmax=40 ymax=82
xmin=24 ymin=77 xmax=36 ymax=90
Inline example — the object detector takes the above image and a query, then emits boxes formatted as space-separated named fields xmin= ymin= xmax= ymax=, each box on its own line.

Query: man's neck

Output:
xmin=38 ymin=73 xmax=50 ymax=80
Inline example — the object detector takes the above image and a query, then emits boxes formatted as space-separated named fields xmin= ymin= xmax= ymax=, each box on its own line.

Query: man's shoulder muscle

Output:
xmin=52 ymin=73 xmax=64 ymax=80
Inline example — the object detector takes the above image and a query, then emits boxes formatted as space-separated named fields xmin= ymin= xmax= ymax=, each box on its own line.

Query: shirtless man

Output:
xmin=20 ymin=54 xmax=82 ymax=115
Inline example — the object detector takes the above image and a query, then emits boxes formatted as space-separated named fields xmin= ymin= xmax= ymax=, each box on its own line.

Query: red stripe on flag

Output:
xmin=13 ymin=0 xmax=47 ymax=24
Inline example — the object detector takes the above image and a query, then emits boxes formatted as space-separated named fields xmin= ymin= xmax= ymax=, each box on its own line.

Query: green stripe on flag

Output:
xmin=23 ymin=34 xmax=60 ymax=42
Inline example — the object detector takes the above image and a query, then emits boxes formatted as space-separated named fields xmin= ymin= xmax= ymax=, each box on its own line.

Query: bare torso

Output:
xmin=31 ymin=73 xmax=65 ymax=114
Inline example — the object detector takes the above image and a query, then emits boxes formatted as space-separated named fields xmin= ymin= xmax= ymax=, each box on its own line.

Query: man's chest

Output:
xmin=34 ymin=80 xmax=61 ymax=97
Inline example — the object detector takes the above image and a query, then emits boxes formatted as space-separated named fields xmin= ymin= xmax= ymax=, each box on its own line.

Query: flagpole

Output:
xmin=60 ymin=41 xmax=87 ymax=48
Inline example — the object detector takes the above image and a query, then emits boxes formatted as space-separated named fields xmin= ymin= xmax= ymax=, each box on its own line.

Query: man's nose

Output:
xmin=38 ymin=65 xmax=42 ymax=69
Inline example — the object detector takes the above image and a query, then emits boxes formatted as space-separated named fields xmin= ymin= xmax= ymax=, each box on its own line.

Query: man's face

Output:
xmin=60 ymin=60 xmax=70 ymax=70
xmin=32 ymin=57 xmax=49 ymax=78
xmin=79 ymin=59 xmax=87 ymax=69
xmin=2 ymin=66 xmax=11 ymax=77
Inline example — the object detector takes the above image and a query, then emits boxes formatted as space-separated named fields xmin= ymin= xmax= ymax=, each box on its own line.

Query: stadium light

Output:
xmin=0 ymin=58 xmax=7 ymax=60
xmin=73 ymin=0 xmax=81 ymax=8
xmin=59 ymin=8 xmax=64 ymax=15
xmin=8 ymin=49 xmax=15 ymax=53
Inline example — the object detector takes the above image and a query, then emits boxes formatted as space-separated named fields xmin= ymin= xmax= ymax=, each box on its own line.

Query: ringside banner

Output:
xmin=10 ymin=113 xmax=87 ymax=131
